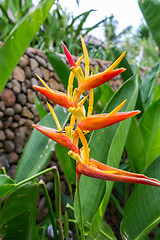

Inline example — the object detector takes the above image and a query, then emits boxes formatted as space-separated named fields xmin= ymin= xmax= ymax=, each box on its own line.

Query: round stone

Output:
xmin=8 ymin=152 xmax=19 ymax=164
xmin=4 ymin=108 xmax=14 ymax=116
xmin=5 ymin=129 xmax=14 ymax=140
xmin=12 ymin=79 xmax=21 ymax=94
xmin=30 ymin=58 xmax=39 ymax=71
xmin=13 ymin=103 xmax=22 ymax=114
xmin=27 ymin=89 xmax=35 ymax=103
xmin=13 ymin=66 xmax=25 ymax=82
xmin=17 ymin=93 xmax=27 ymax=106
xmin=0 ymin=130 xmax=6 ymax=141
xmin=25 ymin=66 xmax=32 ymax=78
xmin=35 ymin=55 xmax=47 ymax=68
xmin=4 ymin=140 xmax=15 ymax=153
xmin=19 ymin=56 xmax=29 ymax=68
xmin=1 ymin=88 xmax=16 ymax=107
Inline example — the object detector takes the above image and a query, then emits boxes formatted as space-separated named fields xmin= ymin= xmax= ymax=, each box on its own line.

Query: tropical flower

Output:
xmin=33 ymin=37 xmax=160 ymax=188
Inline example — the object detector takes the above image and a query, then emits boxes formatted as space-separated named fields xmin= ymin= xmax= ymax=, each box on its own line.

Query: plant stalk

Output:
xmin=76 ymin=175 xmax=85 ymax=240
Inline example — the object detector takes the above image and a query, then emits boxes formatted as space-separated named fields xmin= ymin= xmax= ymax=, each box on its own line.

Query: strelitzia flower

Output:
xmin=33 ymin=37 xmax=160 ymax=188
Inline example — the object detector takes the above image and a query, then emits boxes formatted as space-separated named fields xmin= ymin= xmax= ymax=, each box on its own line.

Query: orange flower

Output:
xmin=33 ymin=37 xmax=160 ymax=189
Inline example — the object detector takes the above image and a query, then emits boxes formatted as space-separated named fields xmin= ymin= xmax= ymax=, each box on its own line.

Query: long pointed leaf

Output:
xmin=0 ymin=0 xmax=54 ymax=93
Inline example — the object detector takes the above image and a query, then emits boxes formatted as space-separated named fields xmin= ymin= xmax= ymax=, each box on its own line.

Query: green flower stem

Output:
xmin=40 ymin=180 xmax=58 ymax=240
xmin=16 ymin=166 xmax=57 ymax=187
xmin=54 ymin=168 xmax=64 ymax=240
xmin=76 ymin=176 xmax=85 ymax=240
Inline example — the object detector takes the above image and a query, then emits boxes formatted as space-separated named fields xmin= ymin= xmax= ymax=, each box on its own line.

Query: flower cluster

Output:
xmin=33 ymin=37 xmax=160 ymax=187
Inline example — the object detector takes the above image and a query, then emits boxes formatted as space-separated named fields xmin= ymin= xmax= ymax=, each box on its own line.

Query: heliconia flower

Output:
xmin=61 ymin=42 xmax=77 ymax=68
xmin=76 ymin=158 xmax=160 ymax=187
xmin=78 ymin=111 xmax=140 ymax=131
xmin=34 ymin=86 xmax=74 ymax=109
xmin=33 ymin=124 xmax=79 ymax=154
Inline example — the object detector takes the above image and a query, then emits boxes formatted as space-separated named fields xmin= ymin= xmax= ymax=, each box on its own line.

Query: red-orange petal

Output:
xmin=34 ymin=86 xmax=74 ymax=109
xmin=76 ymin=159 xmax=160 ymax=187
xmin=61 ymin=42 xmax=77 ymax=68
xmin=79 ymin=68 xmax=125 ymax=92
xmin=78 ymin=111 xmax=140 ymax=131
xmin=33 ymin=125 xmax=79 ymax=153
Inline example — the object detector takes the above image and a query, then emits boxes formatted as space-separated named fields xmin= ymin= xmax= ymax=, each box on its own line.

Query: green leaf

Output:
xmin=100 ymin=83 xmax=114 ymax=108
xmin=140 ymin=62 xmax=160 ymax=109
xmin=74 ymin=75 xmax=139 ymax=237
xmin=139 ymin=99 xmax=160 ymax=167
xmin=0 ymin=0 xmax=54 ymax=94
xmin=120 ymin=156 xmax=160 ymax=240
xmin=138 ymin=0 xmax=160 ymax=50
xmin=15 ymin=105 xmax=69 ymax=182
xmin=45 ymin=50 xmax=70 ymax=90
xmin=0 ymin=175 xmax=16 ymax=198
xmin=0 ymin=182 xmax=40 ymax=240
xmin=55 ymin=145 xmax=76 ymax=186
xmin=34 ymin=94 xmax=48 ymax=119
xmin=126 ymin=117 xmax=147 ymax=173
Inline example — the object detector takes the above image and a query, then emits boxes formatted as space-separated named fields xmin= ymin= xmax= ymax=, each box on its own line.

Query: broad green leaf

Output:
xmin=126 ymin=117 xmax=147 ymax=173
xmin=140 ymin=62 xmax=160 ymax=109
xmin=139 ymin=99 xmax=160 ymax=167
xmin=55 ymin=145 xmax=76 ymax=186
xmin=15 ymin=105 xmax=69 ymax=182
xmin=0 ymin=175 xmax=15 ymax=198
xmin=45 ymin=50 xmax=70 ymax=90
xmin=0 ymin=0 xmax=54 ymax=93
xmin=100 ymin=83 xmax=114 ymax=108
xmin=34 ymin=94 xmax=48 ymax=119
xmin=0 ymin=182 xmax=40 ymax=240
xmin=74 ymin=75 xmax=139 ymax=237
xmin=138 ymin=0 xmax=160 ymax=50
xmin=120 ymin=156 xmax=160 ymax=240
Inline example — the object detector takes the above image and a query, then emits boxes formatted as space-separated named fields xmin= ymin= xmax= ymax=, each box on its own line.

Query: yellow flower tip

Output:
xmin=35 ymin=74 xmax=51 ymax=91
xmin=80 ymin=35 xmax=89 ymax=68
xmin=107 ymin=99 xmax=127 ymax=117
xmin=106 ymin=51 xmax=126 ymax=72
xmin=47 ymin=102 xmax=62 ymax=131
